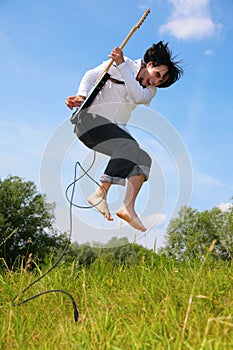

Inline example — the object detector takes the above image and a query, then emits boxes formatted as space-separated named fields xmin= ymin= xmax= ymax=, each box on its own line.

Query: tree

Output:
xmin=0 ymin=176 xmax=66 ymax=268
xmin=160 ymin=204 xmax=233 ymax=261
xmin=64 ymin=236 xmax=157 ymax=267
xmin=65 ymin=242 xmax=98 ymax=267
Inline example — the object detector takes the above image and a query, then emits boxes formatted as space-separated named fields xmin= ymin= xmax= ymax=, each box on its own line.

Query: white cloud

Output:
xmin=142 ymin=213 xmax=167 ymax=228
xmin=159 ymin=0 xmax=221 ymax=40
xmin=194 ymin=171 xmax=223 ymax=187
xmin=217 ymin=202 xmax=233 ymax=212
xmin=204 ymin=49 xmax=214 ymax=55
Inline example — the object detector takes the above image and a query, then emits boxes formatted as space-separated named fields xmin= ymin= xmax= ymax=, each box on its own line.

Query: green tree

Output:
xmin=160 ymin=204 xmax=233 ymax=261
xmin=73 ymin=242 xmax=98 ymax=267
xmin=65 ymin=236 xmax=157 ymax=267
xmin=0 ymin=176 xmax=66 ymax=268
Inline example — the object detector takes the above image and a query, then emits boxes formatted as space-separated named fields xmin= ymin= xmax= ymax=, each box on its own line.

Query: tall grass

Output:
xmin=0 ymin=253 xmax=232 ymax=349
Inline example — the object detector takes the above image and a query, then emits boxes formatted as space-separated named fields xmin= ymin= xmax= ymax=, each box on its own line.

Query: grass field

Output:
xmin=0 ymin=254 xmax=233 ymax=350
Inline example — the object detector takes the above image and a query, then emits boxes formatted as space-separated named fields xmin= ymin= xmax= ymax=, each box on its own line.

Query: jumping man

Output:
xmin=66 ymin=42 xmax=183 ymax=232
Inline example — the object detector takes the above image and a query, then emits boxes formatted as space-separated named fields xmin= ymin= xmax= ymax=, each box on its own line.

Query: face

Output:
xmin=138 ymin=63 xmax=169 ymax=88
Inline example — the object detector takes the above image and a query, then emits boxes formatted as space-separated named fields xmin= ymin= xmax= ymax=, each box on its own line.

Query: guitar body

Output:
xmin=70 ymin=72 xmax=110 ymax=124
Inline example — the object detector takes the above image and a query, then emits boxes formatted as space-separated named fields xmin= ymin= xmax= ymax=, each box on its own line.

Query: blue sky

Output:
xmin=1 ymin=0 xmax=233 ymax=248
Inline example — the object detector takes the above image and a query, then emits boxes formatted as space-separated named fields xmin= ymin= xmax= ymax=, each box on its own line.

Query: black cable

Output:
xmin=11 ymin=151 xmax=101 ymax=323
xmin=13 ymin=146 xmax=152 ymax=322
xmin=65 ymin=150 xmax=105 ymax=209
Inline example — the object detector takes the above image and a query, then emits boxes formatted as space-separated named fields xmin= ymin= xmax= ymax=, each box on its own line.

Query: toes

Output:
xmin=116 ymin=210 xmax=146 ymax=231
xmin=105 ymin=212 xmax=113 ymax=221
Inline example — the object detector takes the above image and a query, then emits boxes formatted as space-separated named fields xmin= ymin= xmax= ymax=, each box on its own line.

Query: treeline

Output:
xmin=63 ymin=236 xmax=157 ymax=267
xmin=160 ymin=204 xmax=233 ymax=261
xmin=0 ymin=176 xmax=232 ymax=270
xmin=0 ymin=176 xmax=67 ymax=269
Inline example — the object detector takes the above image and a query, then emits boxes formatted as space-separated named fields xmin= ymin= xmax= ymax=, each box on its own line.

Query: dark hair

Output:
xmin=144 ymin=41 xmax=183 ymax=88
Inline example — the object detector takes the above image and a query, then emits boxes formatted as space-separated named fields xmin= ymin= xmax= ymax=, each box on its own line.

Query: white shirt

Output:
xmin=77 ymin=57 xmax=157 ymax=128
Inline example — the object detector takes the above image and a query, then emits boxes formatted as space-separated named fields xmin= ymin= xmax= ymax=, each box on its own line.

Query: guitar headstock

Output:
xmin=135 ymin=8 xmax=150 ymax=29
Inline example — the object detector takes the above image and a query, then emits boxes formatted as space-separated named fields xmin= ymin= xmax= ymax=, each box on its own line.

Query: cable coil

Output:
xmin=12 ymin=151 xmax=99 ymax=323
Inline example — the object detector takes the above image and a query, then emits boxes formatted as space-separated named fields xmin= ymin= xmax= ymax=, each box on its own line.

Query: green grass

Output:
xmin=0 ymin=255 xmax=233 ymax=350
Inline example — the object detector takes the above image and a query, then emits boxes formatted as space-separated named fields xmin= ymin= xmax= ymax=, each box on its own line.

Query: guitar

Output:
xmin=70 ymin=8 xmax=150 ymax=124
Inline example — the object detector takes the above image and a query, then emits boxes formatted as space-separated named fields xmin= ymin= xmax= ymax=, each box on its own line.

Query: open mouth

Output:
xmin=139 ymin=78 xmax=146 ymax=88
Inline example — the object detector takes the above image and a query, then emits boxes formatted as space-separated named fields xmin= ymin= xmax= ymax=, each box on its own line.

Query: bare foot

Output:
xmin=116 ymin=206 xmax=147 ymax=232
xmin=87 ymin=192 xmax=113 ymax=221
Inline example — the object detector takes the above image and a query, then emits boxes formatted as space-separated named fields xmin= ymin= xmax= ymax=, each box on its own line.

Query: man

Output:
xmin=66 ymin=41 xmax=183 ymax=232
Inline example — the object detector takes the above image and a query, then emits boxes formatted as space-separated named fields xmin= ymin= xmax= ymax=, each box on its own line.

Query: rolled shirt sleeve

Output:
xmin=75 ymin=57 xmax=157 ymax=126
xmin=77 ymin=63 xmax=106 ymax=96
xmin=116 ymin=60 xmax=156 ymax=104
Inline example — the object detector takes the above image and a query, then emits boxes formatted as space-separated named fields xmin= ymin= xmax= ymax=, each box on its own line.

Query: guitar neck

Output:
xmin=104 ymin=28 xmax=137 ymax=73
xmin=104 ymin=8 xmax=150 ymax=73
xmin=70 ymin=8 xmax=150 ymax=124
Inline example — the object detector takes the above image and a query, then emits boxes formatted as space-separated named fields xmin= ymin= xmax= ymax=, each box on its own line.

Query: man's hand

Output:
xmin=109 ymin=47 xmax=125 ymax=66
xmin=65 ymin=95 xmax=86 ymax=110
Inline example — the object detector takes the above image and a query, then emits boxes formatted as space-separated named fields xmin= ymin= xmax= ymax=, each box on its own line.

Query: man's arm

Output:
xmin=109 ymin=47 xmax=156 ymax=104
xmin=66 ymin=62 xmax=106 ymax=110
xmin=65 ymin=95 xmax=86 ymax=110
xmin=117 ymin=62 xmax=156 ymax=104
